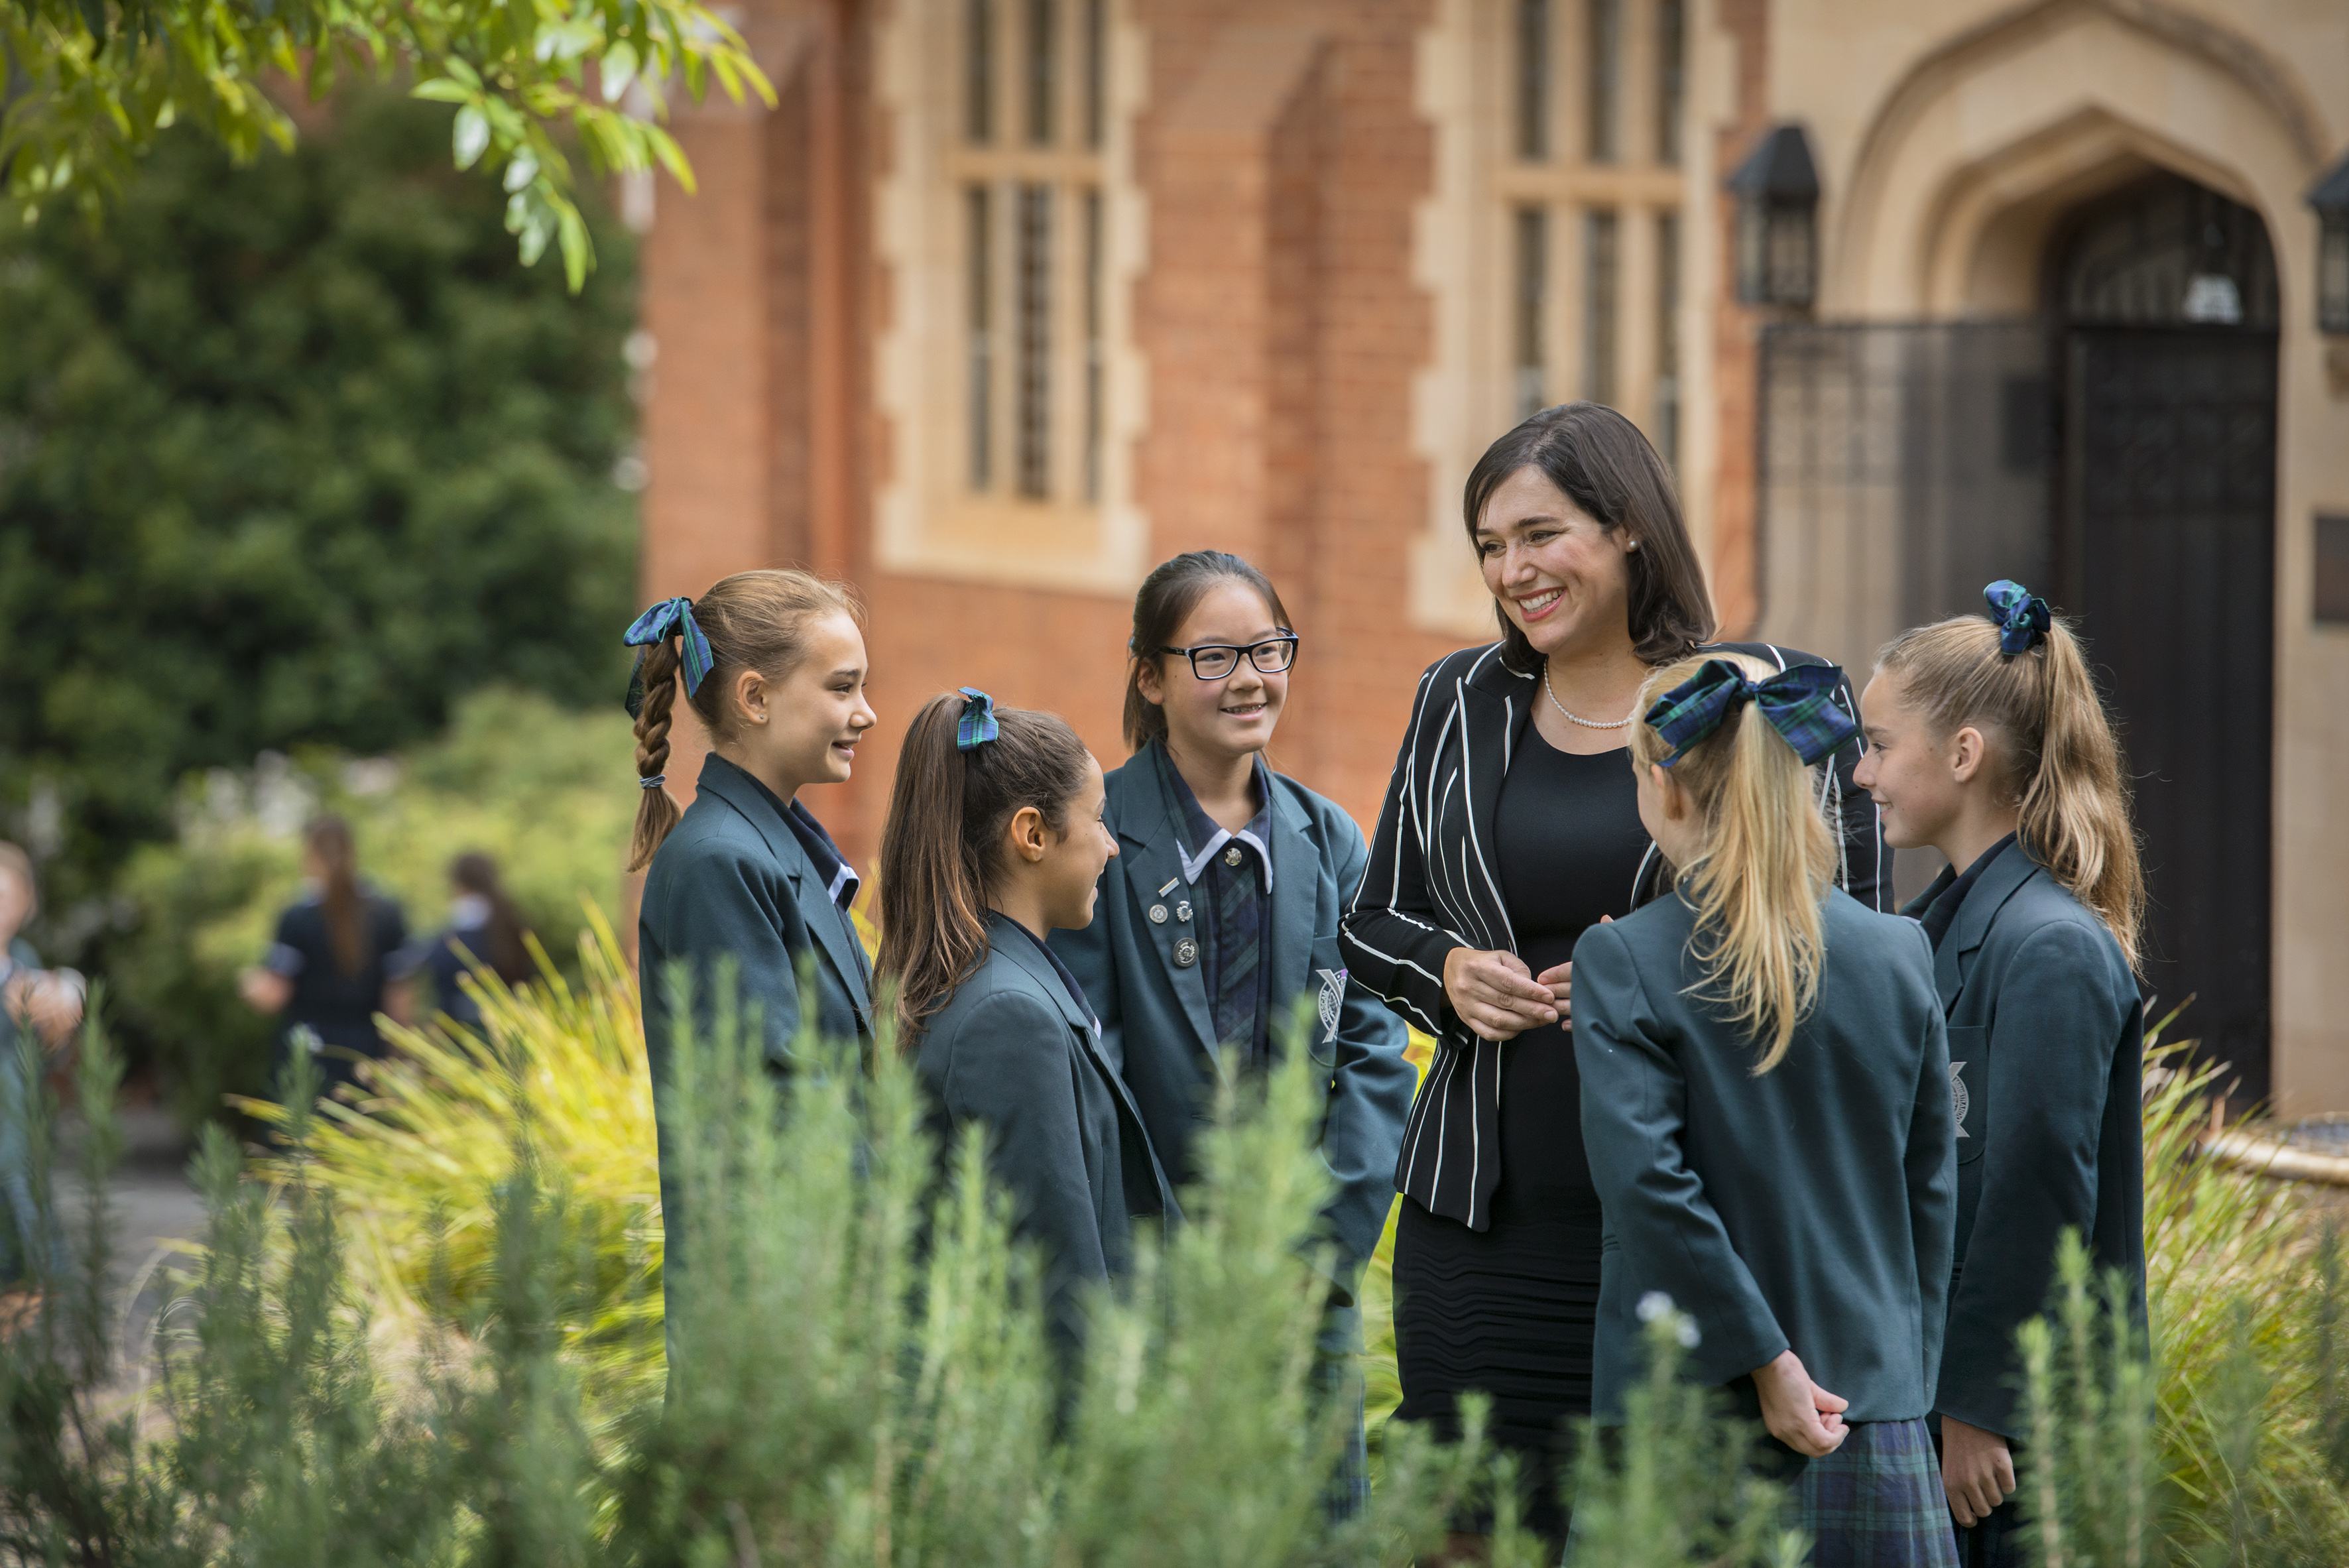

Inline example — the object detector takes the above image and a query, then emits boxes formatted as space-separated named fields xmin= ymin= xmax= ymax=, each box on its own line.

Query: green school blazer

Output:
xmin=1907 ymin=838 xmax=2145 ymax=1442
xmin=1050 ymin=741 xmax=1416 ymax=1296
xmin=916 ymin=912 xmax=1177 ymax=1347
xmin=1573 ymin=888 xmax=1957 ymax=1425
xmin=638 ymin=754 xmax=874 ymax=1270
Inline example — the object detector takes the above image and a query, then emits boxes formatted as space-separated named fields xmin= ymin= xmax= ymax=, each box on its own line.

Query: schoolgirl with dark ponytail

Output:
xmin=1854 ymin=582 xmax=2146 ymax=1567
xmin=625 ymin=568 xmax=876 ymax=1303
xmin=239 ymin=814 xmax=410 ymax=1103
xmin=877 ymin=690 xmax=1174 ymax=1351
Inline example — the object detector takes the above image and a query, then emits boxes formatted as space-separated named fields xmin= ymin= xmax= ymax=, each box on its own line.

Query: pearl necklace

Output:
xmin=1543 ymin=668 xmax=1638 ymax=730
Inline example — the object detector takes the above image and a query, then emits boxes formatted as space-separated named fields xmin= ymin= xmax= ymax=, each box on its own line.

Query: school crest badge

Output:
xmin=1951 ymin=1061 xmax=1970 ymax=1138
xmin=1316 ymin=967 xmax=1347 ymax=1045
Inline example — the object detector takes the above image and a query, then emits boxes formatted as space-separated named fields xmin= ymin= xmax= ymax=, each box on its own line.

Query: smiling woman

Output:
xmin=1339 ymin=401 xmax=1890 ymax=1549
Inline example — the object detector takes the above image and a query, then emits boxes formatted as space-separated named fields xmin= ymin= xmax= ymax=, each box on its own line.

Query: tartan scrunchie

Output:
xmin=621 ymin=596 xmax=716 ymax=717
xmin=1984 ymin=579 xmax=2051 ymax=656
xmin=955 ymin=687 xmax=1000 ymax=751
xmin=1644 ymin=659 xmax=1858 ymax=768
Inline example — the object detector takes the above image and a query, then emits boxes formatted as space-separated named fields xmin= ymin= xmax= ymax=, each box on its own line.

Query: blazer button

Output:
xmin=1149 ymin=904 xmax=1169 ymax=924
xmin=1173 ymin=937 xmax=1199 ymax=969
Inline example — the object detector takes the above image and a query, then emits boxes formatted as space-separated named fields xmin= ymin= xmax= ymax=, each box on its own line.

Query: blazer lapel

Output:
xmin=787 ymin=862 xmax=873 ymax=1021
xmin=1939 ymin=839 xmax=2040 ymax=1012
xmin=698 ymin=758 xmax=873 ymax=1026
xmin=1116 ymin=748 xmax=1223 ymax=1063
xmin=1457 ymin=648 xmax=1533 ymax=949
xmin=987 ymin=914 xmax=1174 ymax=1214
xmin=1265 ymin=781 xmax=1319 ymax=1047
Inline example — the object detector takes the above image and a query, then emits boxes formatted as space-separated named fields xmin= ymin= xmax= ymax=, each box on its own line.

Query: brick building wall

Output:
xmin=640 ymin=0 xmax=1482 ymax=871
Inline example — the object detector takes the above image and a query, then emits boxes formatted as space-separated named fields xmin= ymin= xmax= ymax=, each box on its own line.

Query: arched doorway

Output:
xmin=1754 ymin=166 xmax=2281 ymax=1100
xmin=2049 ymin=172 xmax=2278 ymax=1099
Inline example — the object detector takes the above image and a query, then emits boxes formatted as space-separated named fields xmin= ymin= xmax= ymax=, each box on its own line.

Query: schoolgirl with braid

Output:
xmin=1573 ymin=652 xmax=1958 ymax=1568
xmin=1854 ymin=583 xmax=2145 ymax=1568
xmin=625 ymin=570 xmax=878 ymax=1309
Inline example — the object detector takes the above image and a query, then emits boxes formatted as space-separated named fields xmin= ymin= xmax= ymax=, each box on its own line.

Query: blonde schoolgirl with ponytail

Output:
xmin=624 ymin=570 xmax=878 ymax=1323
xmin=1854 ymin=582 xmax=2145 ymax=1568
xmin=1573 ymin=652 xmax=1960 ymax=1568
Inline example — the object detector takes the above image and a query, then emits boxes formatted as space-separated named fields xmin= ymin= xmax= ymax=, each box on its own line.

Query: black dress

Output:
xmin=1391 ymin=733 xmax=1650 ymax=1541
xmin=264 ymin=888 xmax=408 ymax=1099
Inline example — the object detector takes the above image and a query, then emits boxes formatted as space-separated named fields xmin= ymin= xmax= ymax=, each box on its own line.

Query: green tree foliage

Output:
xmin=0 ymin=90 xmax=642 ymax=959
xmin=0 ymin=0 xmax=767 ymax=284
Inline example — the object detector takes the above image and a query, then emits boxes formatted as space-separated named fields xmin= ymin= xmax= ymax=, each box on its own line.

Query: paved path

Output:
xmin=50 ymin=1104 xmax=206 ymax=1376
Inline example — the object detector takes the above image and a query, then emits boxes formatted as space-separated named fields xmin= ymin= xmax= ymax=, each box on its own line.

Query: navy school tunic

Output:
xmin=1905 ymin=836 xmax=2144 ymax=1442
xmin=1572 ymin=888 xmax=1957 ymax=1427
xmin=916 ymin=911 xmax=1177 ymax=1347
xmin=263 ymin=884 xmax=409 ymax=1087
xmin=1050 ymin=739 xmax=1417 ymax=1294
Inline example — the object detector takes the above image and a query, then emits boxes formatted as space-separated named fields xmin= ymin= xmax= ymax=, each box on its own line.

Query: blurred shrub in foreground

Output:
xmin=0 ymin=985 xmax=1569 ymax=1563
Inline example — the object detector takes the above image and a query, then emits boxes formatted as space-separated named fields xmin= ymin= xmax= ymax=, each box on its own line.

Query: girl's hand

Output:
xmin=1531 ymin=914 xmax=1611 ymax=1026
xmin=239 ymin=967 xmax=292 ymax=1016
xmin=1940 ymin=1416 xmax=2015 ymax=1527
xmin=1441 ymin=947 xmax=1558 ymax=1042
xmin=1752 ymin=1349 xmax=1848 ymax=1458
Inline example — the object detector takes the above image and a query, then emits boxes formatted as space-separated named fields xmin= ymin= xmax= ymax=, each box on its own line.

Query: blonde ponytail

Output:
xmin=1630 ymin=654 xmax=1838 ymax=1073
xmin=1876 ymin=604 xmax=2143 ymax=969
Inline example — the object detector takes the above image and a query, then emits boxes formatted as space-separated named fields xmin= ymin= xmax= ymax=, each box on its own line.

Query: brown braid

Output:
xmin=628 ymin=638 xmax=685 ymax=872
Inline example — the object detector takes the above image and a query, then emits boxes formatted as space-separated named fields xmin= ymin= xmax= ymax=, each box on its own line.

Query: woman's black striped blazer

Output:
xmin=1338 ymin=639 xmax=1890 ymax=1232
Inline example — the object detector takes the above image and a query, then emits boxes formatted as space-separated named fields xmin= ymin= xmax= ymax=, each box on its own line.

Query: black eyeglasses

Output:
xmin=1160 ymin=634 xmax=1299 ymax=680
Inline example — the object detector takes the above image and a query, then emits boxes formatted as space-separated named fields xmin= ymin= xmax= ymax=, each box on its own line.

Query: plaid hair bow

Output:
xmin=956 ymin=687 xmax=1000 ymax=751
xmin=621 ymin=597 xmax=715 ymax=717
xmin=1984 ymin=579 xmax=2051 ymax=656
xmin=1644 ymin=659 xmax=1858 ymax=768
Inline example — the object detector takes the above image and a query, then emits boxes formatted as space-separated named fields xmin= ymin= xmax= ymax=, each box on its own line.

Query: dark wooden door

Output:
xmin=2061 ymin=325 xmax=2277 ymax=1098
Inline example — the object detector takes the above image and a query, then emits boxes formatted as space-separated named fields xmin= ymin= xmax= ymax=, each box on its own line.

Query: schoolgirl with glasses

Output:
xmin=1051 ymin=550 xmax=1415 ymax=1512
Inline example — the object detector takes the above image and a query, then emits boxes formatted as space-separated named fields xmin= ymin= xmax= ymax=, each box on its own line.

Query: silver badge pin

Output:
xmin=1157 ymin=876 xmax=1181 ymax=897
xmin=1149 ymin=904 xmax=1169 ymax=924
xmin=1175 ymin=900 xmax=1192 ymax=922
xmin=1223 ymin=845 xmax=1244 ymax=868
xmin=1173 ymin=937 xmax=1199 ymax=969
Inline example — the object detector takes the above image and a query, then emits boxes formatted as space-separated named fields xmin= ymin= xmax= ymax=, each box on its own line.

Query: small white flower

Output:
xmin=1676 ymin=1319 xmax=1701 ymax=1349
xmin=1636 ymin=1290 xmax=1675 ymax=1324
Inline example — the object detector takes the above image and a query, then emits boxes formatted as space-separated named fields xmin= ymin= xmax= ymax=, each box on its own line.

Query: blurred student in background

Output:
xmin=239 ymin=814 xmax=410 ymax=1101
xmin=402 ymin=851 xmax=534 ymax=1032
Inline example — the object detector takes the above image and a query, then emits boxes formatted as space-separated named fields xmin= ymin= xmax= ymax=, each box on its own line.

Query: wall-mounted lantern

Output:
xmin=2311 ymin=151 xmax=2349 ymax=335
xmin=1729 ymin=124 xmax=1819 ymax=309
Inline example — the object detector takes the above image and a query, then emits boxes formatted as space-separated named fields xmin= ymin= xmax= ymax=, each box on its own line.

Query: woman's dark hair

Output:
xmin=302 ymin=815 xmax=366 ymax=977
xmin=1121 ymin=550 xmax=1294 ymax=751
xmin=1461 ymin=401 xmax=1715 ymax=670
xmin=629 ymin=568 xmax=863 ymax=871
xmin=449 ymin=851 xmax=532 ymax=985
xmin=876 ymin=694 xmax=1093 ymax=1040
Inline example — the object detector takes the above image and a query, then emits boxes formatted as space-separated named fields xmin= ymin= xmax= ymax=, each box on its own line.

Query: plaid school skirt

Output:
xmin=1790 ymin=1417 xmax=1960 ymax=1568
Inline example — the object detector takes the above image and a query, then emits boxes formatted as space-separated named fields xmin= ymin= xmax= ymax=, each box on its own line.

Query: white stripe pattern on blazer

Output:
xmin=1339 ymin=640 xmax=1890 ymax=1232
